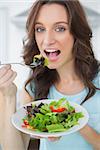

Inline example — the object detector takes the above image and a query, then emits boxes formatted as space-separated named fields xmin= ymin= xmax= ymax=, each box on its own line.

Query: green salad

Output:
xmin=22 ymin=98 xmax=84 ymax=133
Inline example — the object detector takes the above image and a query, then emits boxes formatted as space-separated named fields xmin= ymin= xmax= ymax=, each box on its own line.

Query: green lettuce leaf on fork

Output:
xmin=33 ymin=54 xmax=49 ymax=67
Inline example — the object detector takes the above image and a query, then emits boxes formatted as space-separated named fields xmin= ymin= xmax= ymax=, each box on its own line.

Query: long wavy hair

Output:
xmin=23 ymin=0 xmax=100 ymax=104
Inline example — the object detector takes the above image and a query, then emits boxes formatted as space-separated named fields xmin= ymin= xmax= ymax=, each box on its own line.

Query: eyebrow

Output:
xmin=35 ymin=21 xmax=69 ymax=26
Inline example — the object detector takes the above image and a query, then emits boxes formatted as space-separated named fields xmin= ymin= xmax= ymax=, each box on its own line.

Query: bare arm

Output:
xmin=79 ymin=124 xmax=100 ymax=150
xmin=0 ymin=65 xmax=26 ymax=150
xmin=0 ymin=85 xmax=26 ymax=150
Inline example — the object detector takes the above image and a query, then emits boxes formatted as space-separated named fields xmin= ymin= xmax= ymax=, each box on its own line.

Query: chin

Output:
xmin=47 ymin=64 xmax=57 ymax=70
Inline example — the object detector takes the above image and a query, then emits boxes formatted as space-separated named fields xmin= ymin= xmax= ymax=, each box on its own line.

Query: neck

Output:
xmin=55 ymin=61 xmax=85 ymax=95
xmin=57 ymin=60 xmax=79 ymax=83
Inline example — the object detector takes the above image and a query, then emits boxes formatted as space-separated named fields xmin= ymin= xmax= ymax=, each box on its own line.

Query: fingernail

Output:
xmin=5 ymin=64 xmax=11 ymax=69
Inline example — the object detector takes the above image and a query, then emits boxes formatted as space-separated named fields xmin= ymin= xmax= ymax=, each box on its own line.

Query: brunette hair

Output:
xmin=23 ymin=0 xmax=100 ymax=104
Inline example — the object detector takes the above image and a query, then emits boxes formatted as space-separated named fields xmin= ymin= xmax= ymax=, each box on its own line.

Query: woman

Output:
xmin=0 ymin=0 xmax=100 ymax=150
xmin=23 ymin=0 xmax=100 ymax=149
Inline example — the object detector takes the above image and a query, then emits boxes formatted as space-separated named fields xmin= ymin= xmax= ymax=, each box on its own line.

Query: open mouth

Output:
xmin=44 ymin=49 xmax=61 ymax=59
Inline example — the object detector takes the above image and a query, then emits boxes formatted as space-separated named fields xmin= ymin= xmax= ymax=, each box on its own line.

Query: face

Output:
xmin=35 ymin=3 xmax=74 ymax=69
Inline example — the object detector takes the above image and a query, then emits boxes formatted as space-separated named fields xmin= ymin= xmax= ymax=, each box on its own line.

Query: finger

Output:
xmin=0 ymin=65 xmax=11 ymax=78
xmin=0 ymin=69 xmax=15 ymax=85
xmin=48 ymin=136 xmax=61 ymax=142
xmin=30 ymin=135 xmax=42 ymax=139
xmin=0 ymin=72 xmax=17 ymax=88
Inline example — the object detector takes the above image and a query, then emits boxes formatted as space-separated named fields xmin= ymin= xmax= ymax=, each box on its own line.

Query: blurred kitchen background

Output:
xmin=0 ymin=0 xmax=100 ymax=91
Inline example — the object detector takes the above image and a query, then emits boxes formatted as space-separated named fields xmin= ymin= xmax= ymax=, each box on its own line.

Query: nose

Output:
xmin=43 ymin=31 xmax=56 ymax=46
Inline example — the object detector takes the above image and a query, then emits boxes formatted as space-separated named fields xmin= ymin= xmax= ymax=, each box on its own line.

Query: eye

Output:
xmin=55 ymin=26 xmax=66 ymax=32
xmin=35 ymin=27 xmax=45 ymax=33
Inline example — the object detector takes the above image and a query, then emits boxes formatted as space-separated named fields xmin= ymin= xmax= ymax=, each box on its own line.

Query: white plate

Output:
xmin=11 ymin=99 xmax=89 ymax=137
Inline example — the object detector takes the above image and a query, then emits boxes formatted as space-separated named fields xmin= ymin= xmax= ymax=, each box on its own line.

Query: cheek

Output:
xmin=56 ymin=32 xmax=74 ymax=45
xmin=35 ymin=33 xmax=42 ymax=46
xmin=35 ymin=36 xmax=44 ymax=55
xmin=62 ymin=35 xmax=74 ymax=51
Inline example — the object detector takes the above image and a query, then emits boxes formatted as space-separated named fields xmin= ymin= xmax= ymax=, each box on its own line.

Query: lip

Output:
xmin=44 ymin=47 xmax=59 ymax=49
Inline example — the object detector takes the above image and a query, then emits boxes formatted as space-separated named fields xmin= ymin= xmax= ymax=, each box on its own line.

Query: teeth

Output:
xmin=45 ymin=49 xmax=58 ymax=52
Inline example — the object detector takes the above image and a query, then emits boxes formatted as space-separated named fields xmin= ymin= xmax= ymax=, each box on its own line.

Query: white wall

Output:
xmin=0 ymin=2 xmax=33 ymax=90
xmin=79 ymin=0 xmax=100 ymax=61
xmin=0 ymin=7 xmax=9 ymax=62
xmin=92 ymin=27 xmax=100 ymax=60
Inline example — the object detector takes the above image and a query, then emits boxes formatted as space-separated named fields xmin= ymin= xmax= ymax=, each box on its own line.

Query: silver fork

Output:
xmin=0 ymin=61 xmax=41 ymax=68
